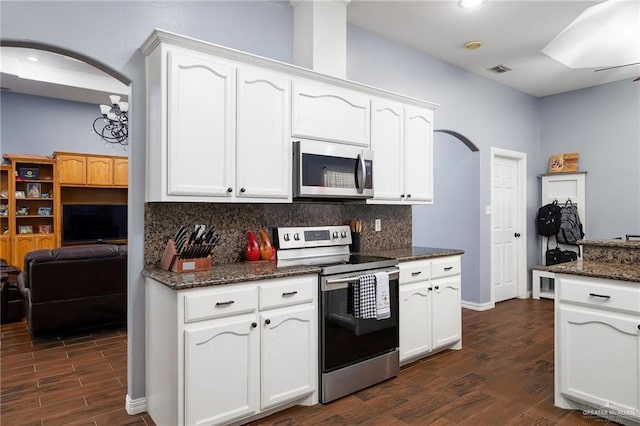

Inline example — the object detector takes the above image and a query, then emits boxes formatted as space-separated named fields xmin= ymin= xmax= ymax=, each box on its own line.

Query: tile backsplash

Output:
xmin=144 ymin=202 xmax=411 ymax=269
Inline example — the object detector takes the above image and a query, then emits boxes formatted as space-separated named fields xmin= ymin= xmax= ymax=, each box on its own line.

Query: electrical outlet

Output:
xmin=375 ymin=219 xmax=381 ymax=232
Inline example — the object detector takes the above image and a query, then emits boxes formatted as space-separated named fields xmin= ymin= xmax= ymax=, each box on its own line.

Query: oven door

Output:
xmin=293 ymin=140 xmax=373 ymax=199
xmin=320 ymin=268 xmax=399 ymax=373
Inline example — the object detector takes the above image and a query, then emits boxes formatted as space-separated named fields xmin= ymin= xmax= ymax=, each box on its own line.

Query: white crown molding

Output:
xmin=140 ymin=29 xmax=439 ymax=110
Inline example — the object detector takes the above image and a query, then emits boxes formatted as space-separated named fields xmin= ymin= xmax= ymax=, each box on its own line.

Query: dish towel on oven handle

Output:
xmin=374 ymin=271 xmax=390 ymax=320
xmin=353 ymin=274 xmax=377 ymax=319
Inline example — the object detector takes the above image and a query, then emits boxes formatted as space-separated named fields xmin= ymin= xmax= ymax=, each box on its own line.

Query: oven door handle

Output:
xmin=323 ymin=270 xmax=399 ymax=291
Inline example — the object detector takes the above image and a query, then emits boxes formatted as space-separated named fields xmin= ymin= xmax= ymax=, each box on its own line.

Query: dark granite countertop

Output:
xmin=547 ymin=260 xmax=640 ymax=283
xmin=142 ymin=262 xmax=320 ymax=290
xmin=143 ymin=246 xmax=464 ymax=290
xmin=365 ymin=246 xmax=464 ymax=262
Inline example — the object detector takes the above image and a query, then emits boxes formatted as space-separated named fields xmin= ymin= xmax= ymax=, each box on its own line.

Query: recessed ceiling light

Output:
xmin=464 ymin=41 xmax=483 ymax=50
xmin=459 ymin=0 xmax=486 ymax=8
xmin=26 ymin=56 xmax=40 ymax=62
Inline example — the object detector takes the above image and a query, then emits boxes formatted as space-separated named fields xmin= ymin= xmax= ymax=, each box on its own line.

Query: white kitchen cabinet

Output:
xmin=555 ymin=274 xmax=640 ymax=423
xmin=399 ymin=282 xmax=432 ymax=361
xmin=236 ymin=67 xmax=291 ymax=201
xmin=145 ymin=274 xmax=318 ymax=426
xmin=167 ymin=49 xmax=235 ymax=198
xmin=292 ymin=80 xmax=370 ymax=147
xmin=369 ymin=100 xmax=434 ymax=204
xmin=431 ymin=275 xmax=462 ymax=349
xmin=184 ymin=316 xmax=259 ymax=426
xmin=370 ymin=99 xmax=404 ymax=202
xmin=260 ymin=304 xmax=315 ymax=410
xmin=145 ymin=43 xmax=292 ymax=203
xmin=404 ymin=106 xmax=434 ymax=203
xmin=399 ymin=256 xmax=462 ymax=365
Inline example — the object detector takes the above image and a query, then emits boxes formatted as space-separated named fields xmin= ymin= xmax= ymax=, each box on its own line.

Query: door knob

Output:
xmin=514 ymin=232 xmax=521 ymax=238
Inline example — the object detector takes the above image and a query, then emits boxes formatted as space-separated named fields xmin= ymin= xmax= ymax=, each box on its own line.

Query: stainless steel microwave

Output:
xmin=293 ymin=140 xmax=373 ymax=199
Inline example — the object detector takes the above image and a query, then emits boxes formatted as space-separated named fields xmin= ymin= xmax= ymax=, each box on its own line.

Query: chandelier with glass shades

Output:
xmin=93 ymin=95 xmax=128 ymax=146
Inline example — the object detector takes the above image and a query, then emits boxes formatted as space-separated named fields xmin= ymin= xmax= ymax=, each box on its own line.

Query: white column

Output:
xmin=291 ymin=0 xmax=350 ymax=79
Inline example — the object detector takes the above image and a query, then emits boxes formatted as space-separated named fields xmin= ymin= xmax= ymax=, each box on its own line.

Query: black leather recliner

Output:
xmin=17 ymin=244 xmax=127 ymax=336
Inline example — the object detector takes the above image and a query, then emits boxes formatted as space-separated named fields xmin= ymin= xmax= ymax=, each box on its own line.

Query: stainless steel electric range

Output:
xmin=275 ymin=225 xmax=400 ymax=403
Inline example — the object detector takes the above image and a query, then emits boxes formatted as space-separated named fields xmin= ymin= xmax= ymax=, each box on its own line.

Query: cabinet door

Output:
xmin=292 ymin=80 xmax=370 ymax=147
xmin=13 ymin=236 xmax=35 ymax=267
xmin=184 ymin=316 xmax=259 ymax=426
xmin=167 ymin=50 xmax=235 ymax=198
xmin=370 ymin=99 xmax=404 ymax=202
xmin=404 ymin=106 xmax=434 ymax=203
xmin=431 ymin=275 xmax=462 ymax=350
xmin=399 ymin=282 xmax=432 ymax=363
xmin=0 ymin=236 xmax=11 ymax=265
xmin=558 ymin=305 xmax=640 ymax=420
xmin=57 ymin=155 xmax=86 ymax=185
xmin=261 ymin=304 xmax=315 ymax=411
xmin=236 ymin=67 xmax=291 ymax=201
xmin=87 ymin=157 xmax=114 ymax=186
xmin=35 ymin=234 xmax=55 ymax=251
xmin=113 ymin=158 xmax=128 ymax=186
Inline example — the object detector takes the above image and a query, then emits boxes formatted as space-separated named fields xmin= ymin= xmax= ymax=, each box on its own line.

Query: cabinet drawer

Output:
xmin=259 ymin=275 xmax=315 ymax=310
xmin=400 ymin=260 xmax=431 ymax=285
xmin=558 ymin=276 xmax=640 ymax=314
xmin=184 ymin=285 xmax=258 ymax=323
xmin=431 ymin=257 xmax=461 ymax=279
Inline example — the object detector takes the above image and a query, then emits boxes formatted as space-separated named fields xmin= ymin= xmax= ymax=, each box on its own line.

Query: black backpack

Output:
xmin=556 ymin=200 xmax=584 ymax=245
xmin=537 ymin=200 xmax=562 ymax=237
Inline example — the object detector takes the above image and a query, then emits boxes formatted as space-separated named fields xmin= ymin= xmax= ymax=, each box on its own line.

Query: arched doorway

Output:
xmin=413 ymin=130 xmax=480 ymax=305
xmin=0 ymin=39 xmax=137 ymax=416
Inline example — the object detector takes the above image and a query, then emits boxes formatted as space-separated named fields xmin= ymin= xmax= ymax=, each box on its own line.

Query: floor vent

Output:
xmin=488 ymin=64 xmax=513 ymax=74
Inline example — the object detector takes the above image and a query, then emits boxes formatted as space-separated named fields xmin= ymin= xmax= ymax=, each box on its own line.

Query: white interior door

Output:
xmin=492 ymin=156 xmax=520 ymax=302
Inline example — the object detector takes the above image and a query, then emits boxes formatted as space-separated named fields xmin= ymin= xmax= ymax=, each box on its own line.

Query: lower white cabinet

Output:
xmin=146 ymin=274 xmax=318 ymax=426
xmin=555 ymin=274 xmax=640 ymax=423
xmin=184 ymin=316 xmax=259 ymax=426
xmin=399 ymin=256 xmax=462 ymax=365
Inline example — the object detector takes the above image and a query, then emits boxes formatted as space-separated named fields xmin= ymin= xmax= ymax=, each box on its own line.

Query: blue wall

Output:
xmin=0 ymin=92 xmax=129 ymax=156
xmin=540 ymin=79 xmax=640 ymax=239
xmin=347 ymin=25 xmax=541 ymax=304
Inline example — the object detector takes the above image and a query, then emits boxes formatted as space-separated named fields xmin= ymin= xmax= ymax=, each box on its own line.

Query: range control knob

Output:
xmin=283 ymin=234 xmax=290 ymax=242
xmin=341 ymin=231 xmax=347 ymax=238
xmin=293 ymin=233 xmax=300 ymax=241
xmin=333 ymin=231 xmax=339 ymax=239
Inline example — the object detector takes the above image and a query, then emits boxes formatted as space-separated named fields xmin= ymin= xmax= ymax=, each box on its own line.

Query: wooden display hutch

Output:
xmin=5 ymin=155 xmax=58 ymax=266
xmin=1 ymin=165 xmax=10 ymax=261
xmin=53 ymin=152 xmax=128 ymax=246
xmin=1 ymin=152 xmax=128 ymax=266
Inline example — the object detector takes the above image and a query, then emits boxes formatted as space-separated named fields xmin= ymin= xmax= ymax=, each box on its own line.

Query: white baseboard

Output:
xmin=126 ymin=394 xmax=147 ymax=415
xmin=461 ymin=300 xmax=495 ymax=311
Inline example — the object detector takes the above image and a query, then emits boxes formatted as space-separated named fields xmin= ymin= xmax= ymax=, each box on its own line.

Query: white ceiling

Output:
xmin=0 ymin=47 xmax=128 ymax=105
xmin=347 ymin=0 xmax=640 ymax=97
xmin=1 ymin=1 xmax=638 ymax=101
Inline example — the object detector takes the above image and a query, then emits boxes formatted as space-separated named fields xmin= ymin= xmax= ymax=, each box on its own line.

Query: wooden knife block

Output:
xmin=160 ymin=239 xmax=212 ymax=273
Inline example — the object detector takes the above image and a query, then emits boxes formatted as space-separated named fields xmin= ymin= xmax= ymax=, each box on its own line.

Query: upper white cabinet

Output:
xmin=236 ymin=67 xmax=291 ymax=200
xmin=292 ymin=81 xmax=370 ymax=147
xmin=167 ymin=49 xmax=235 ymax=198
xmin=370 ymin=100 xmax=434 ymax=204
xmin=142 ymin=30 xmax=438 ymax=203
xmin=370 ymin=99 xmax=404 ymax=201
xmin=145 ymin=43 xmax=292 ymax=203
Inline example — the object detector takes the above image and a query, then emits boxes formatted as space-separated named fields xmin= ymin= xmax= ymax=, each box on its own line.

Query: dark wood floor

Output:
xmin=251 ymin=298 xmax=615 ymax=426
xmin=1 ymin=299 xmax=615 ymax=425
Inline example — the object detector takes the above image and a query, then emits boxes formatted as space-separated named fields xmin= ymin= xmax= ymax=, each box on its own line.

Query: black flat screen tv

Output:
xmin=62 ymin=204 xmax=127 ymax=244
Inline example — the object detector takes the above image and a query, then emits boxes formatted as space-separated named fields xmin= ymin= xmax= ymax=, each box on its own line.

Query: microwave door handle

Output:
xmin=357 ymin=153 xmax=365 ymax=194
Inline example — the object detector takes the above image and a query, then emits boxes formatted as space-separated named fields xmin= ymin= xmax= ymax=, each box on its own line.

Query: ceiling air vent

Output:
xmin=488 ymin=64 xmax=513 ymax=74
